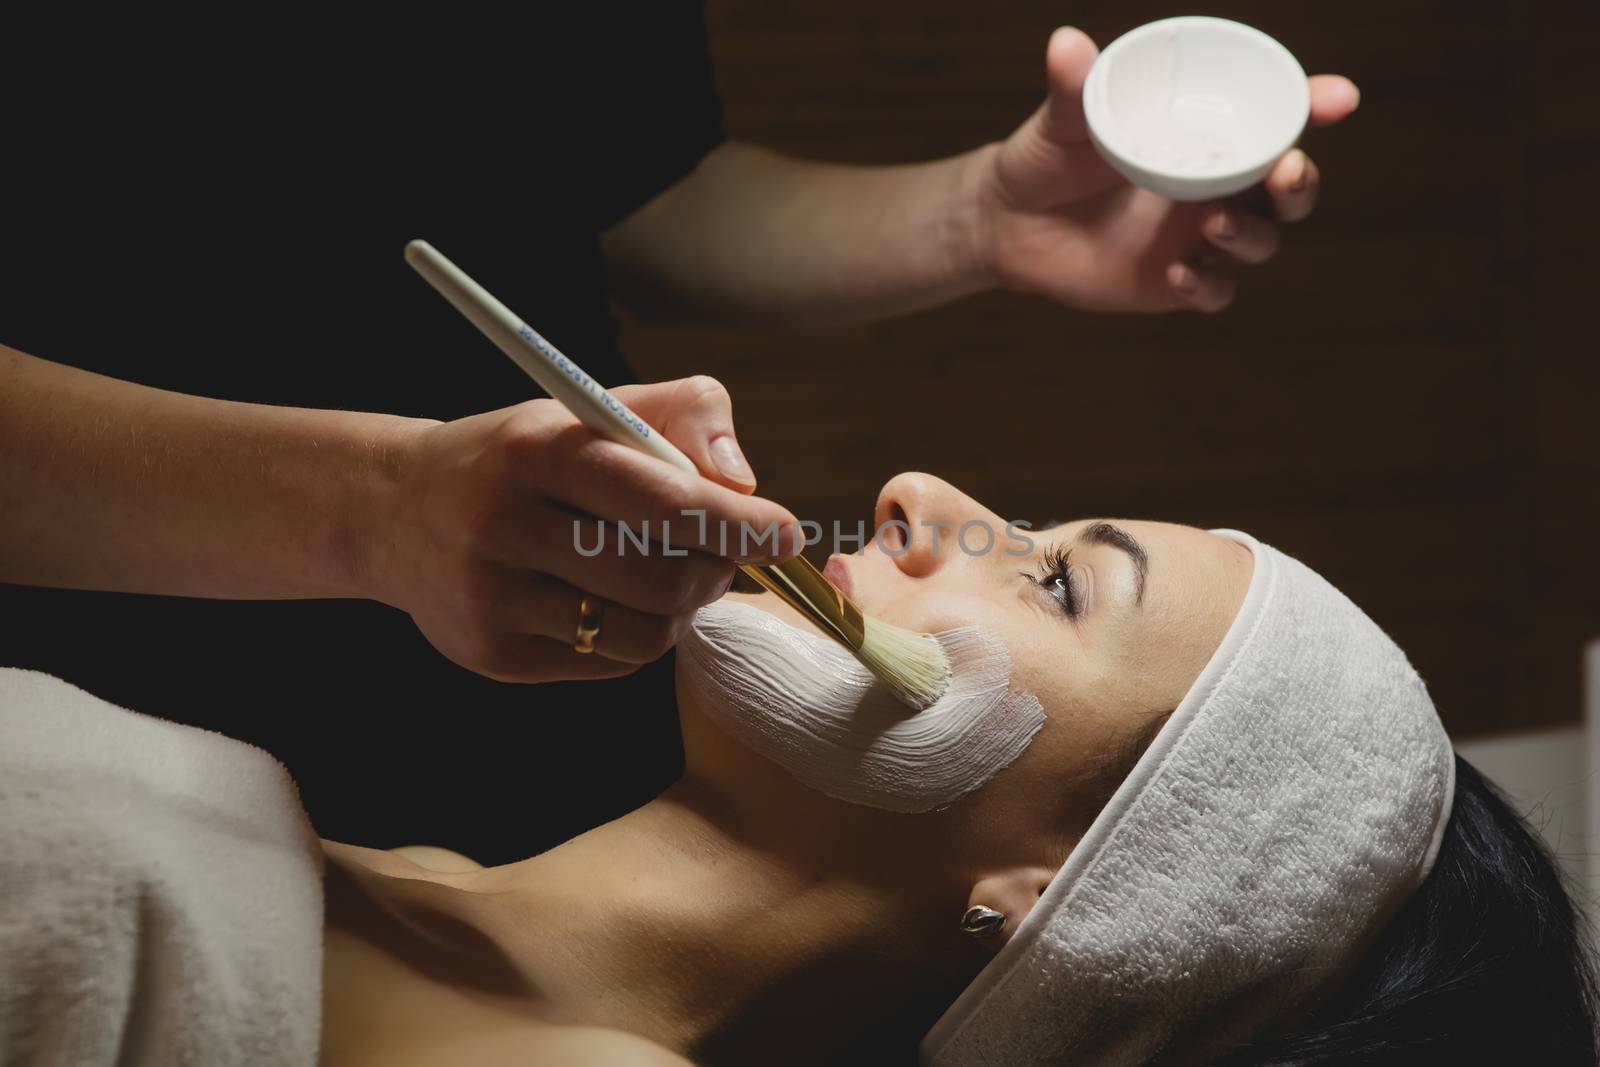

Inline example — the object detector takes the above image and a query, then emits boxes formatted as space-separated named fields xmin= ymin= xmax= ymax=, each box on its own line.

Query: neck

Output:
xmin=461 ymin=774 xmax=975 ymax=1064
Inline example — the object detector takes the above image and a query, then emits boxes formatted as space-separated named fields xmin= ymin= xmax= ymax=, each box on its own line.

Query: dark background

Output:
xmin=627 ymin=0 xmax=1599 ymax=740
xmin=4 ymin=4 xmax=1593 ymax=866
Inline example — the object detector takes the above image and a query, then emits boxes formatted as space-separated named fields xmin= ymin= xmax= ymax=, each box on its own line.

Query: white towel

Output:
xmin=921 ymin=530 xmax=1456 ymax=1066
xmin=0 ymin=668 xmax=324 ymax=1066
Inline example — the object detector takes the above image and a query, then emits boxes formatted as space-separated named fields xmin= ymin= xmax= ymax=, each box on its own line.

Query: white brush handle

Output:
xmin=403 ymin=239 xmax=697 ymax=477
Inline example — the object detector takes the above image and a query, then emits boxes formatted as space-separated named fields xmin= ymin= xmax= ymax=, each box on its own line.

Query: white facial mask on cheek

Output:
xmin=679 ymin=600 xmax=1046 ymax=814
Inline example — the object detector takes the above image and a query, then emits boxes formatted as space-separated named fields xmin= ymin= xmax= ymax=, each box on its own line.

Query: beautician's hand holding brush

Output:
xmin=405 ymin=239 xmax=950 ymax=711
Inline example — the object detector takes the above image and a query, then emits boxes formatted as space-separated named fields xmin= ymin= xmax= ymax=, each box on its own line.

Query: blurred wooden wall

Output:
xmin=625 ymin=1 xmax=1600 ymax=737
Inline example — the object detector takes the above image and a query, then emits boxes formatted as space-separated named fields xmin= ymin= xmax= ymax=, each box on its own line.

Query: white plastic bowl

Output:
xmin=1082 ymin=16 xmax=1310 ymax=202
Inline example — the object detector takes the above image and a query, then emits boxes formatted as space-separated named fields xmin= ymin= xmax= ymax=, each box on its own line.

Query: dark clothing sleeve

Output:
xmin=0 ymin=4 xmax=722 ymax=864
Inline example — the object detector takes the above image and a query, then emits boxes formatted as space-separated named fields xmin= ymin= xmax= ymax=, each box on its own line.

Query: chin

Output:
xmin=718 ymin=589 xmax=811 ymax=631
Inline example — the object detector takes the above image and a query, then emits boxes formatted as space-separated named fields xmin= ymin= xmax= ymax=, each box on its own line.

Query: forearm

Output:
xmin=0 ymin=345 xmax=428 ymax=599
xmin=600 ymin=141 xmax=1002 ymax=328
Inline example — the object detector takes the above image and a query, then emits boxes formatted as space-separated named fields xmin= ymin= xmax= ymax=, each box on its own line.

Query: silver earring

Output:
xmin=960 ymin=904 xmax=1007 ymax=939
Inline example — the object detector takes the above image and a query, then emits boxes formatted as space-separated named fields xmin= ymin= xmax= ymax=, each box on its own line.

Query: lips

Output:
xmin=823 ymin=554 xmax=855 ymax=600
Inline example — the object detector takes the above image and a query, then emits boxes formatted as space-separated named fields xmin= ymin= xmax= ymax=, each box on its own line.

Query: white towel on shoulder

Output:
xmin=0 ymin=667 xmax=324 ymax=1066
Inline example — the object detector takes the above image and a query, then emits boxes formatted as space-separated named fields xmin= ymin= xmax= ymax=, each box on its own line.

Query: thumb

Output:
xmin=1040 ymin=26 xmax=1099 ymax=146
xmin=609 ymin=376 xmax=758 ymax=494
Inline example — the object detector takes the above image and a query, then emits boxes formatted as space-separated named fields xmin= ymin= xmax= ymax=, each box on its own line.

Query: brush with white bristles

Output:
xmin=403 ymin=239 xmax=951 ymax=710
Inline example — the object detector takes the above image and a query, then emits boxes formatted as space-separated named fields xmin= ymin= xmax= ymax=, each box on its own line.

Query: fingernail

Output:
xmin=781 ymin=522 xmax=803 ymax=557
xmin=1171 ymin=264 xmax=1199 ymax=293
xmin=710 ymin=435 xmax=755 ymax=484
xmin=1213 ymin=212 xmax=1237 ymax=240
xmin=1288 ymin=151 xmax=1310 ymax=192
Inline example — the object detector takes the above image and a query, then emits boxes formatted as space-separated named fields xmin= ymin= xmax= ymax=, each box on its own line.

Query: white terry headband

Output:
xmin=921 ymin=529 xmax=1456 ymax=1066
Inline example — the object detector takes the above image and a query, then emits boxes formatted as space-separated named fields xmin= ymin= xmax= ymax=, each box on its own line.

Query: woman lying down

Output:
xmin=1 ymin=473 xmax=1596 ymax=1066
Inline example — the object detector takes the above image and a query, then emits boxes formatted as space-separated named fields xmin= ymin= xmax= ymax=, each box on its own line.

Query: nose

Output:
xmin=874 ymin=472 xmax=981 ymax=579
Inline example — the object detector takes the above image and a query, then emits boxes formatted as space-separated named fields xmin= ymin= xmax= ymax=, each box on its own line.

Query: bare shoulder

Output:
xmin=387 ymin=844 xmax=484 ymax=873
xmin=333 ymin=1022 xmax=696 ymax=1067
xmin=533 ymin=1026 xmax=698 ymax=1066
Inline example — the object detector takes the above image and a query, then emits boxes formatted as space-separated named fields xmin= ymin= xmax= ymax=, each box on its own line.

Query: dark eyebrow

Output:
xmin=1077 ymin=522 xmax=1148 ymax=605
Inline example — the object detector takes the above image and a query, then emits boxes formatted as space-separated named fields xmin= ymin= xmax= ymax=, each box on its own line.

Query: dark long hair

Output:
xmin=1216 ymin=754 xmax=1600 ymax=1065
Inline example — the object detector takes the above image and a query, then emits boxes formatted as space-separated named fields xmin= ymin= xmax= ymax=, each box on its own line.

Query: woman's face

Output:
xmin=677 ymin=472 xmax=1253 ymax=880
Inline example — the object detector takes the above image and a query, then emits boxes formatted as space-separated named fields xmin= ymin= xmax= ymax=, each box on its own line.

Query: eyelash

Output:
xmin=1023 ymin=544 xmax=1082 ymax=618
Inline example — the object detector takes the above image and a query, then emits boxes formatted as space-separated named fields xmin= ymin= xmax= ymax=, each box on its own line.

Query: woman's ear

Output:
xmin=964 ymin=866 xmax=1057 ymax=953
